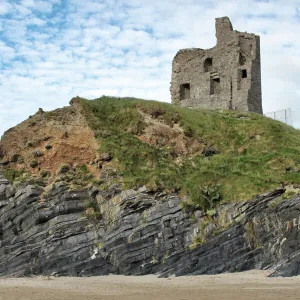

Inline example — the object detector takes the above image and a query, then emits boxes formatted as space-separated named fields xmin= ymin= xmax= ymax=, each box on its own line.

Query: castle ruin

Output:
xmin=170 ymin=17 xmax=262 ymax=114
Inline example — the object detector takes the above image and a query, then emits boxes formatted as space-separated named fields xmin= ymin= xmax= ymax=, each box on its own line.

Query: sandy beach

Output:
xmin=0 ymin=270 xmax=300 ymax=300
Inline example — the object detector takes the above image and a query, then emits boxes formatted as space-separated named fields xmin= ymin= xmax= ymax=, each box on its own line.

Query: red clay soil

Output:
xmin=0 ymin=103 xmax=98 ymax=178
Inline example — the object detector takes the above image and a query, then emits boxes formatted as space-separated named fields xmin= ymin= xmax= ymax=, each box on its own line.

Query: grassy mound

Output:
xmin=80 ymin=96 xmax=300 ymax=208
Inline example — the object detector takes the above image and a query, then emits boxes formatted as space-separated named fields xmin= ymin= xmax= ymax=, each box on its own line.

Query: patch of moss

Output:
xmin=2 ymin=168 xmax=26 ymax=183
xmin=244 ymin=219 xmax=261 ymax=249
xmin=189 ymin=236 xmax=205 ymax=250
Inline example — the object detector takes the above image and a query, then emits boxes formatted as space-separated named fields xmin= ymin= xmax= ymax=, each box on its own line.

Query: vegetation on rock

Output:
xmin=78 ymin=96 xmax=300 ymax=207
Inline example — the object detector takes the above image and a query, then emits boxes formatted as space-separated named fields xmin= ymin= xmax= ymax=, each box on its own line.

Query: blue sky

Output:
xmin=1 ymin=0 xmax=300 ymax=137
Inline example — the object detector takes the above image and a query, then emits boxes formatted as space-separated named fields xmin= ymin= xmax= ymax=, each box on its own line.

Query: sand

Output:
xmin=0 ymin=270 xmax=300 ymax=300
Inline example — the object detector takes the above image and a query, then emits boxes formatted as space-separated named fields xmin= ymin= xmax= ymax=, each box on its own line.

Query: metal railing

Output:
xmin=264 ymin=108 xmax=293 ymax=126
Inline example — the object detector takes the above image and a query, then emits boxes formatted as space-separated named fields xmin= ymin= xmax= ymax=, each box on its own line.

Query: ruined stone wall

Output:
xmin=171 ymin=17 xmax=263 ymax=114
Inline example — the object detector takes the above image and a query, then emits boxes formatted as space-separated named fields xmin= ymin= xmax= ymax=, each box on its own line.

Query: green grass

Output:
xmin=3 ymin=168 xmax=26 ymax=183
xmin=77 ymin=96 xmax=300 ymax=208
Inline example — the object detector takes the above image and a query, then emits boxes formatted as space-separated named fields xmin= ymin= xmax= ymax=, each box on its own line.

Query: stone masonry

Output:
xmin=171 ymin=17 xmax=262 ymax=114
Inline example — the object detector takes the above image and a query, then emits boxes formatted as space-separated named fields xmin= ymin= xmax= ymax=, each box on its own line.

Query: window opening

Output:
xmin=241 ymin=69 xmax=247 ymax=78
xmin=180 ymin=83 xmax=190 ymax=100
xmin=204 ymin=58 xmax=213 ymax=72
xmin=210 ymin=78 xmax=220 ymax=95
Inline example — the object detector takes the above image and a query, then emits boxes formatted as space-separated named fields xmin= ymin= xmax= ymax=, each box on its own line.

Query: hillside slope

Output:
xmin=1 ymin=96 xmax=300 ymax=208
xmin=1 ymin=96 xmax=300 ymax=278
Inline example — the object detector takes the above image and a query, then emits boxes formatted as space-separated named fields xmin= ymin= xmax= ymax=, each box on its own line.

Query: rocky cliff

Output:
xmin=1 ymin=169 xmax=300 ymax=277
xmin=1 ymin=96 xmax=300 ymax=278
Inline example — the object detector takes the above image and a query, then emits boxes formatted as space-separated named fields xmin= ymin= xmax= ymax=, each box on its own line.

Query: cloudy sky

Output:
xmin=1 ymin=0 xmax=300 ymax=137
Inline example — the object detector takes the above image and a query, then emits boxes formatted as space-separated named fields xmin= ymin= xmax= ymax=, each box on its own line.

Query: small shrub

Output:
xmin=189 ymin=236 xmax=204 ymax=250
xmin=10 ymin=154 xmax=20 ymax=162
xmin=284 ymin=190 xmax=297 ymax=199
xmin=84 ymin=199 xmax=98 ymax=210
xmin=30 ymin=160 xmax=38 ymax=168
xmin=184 ymin=126 xmax=194 ymax=138
xmin=26 ymin=141 xmax=34 ymax=147
xmin=59 ymin=164 xmax=71 ymax=173
xmin=78 ymin=164 xmax=88 ymax=173
xmin=162 ymin=251 xmax=169 ymax=264
xmin=45 ymin=144 xmax=52 ymax=150
xmin=202 ymin=146 xmax=218 ymax=157
xmin=189 ymin=184 xmax=223 ymax=212
xmin=40 ymin=169 xmax=51 ymax=178
xmin=206 ymin=209 xmax=217 ymax=217
xmin=84 ymin=206 xmax=102 ymax=221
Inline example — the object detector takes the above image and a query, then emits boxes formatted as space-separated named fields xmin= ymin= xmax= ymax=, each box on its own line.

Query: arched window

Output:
xmin=204 ymin=58 xmax=213 ymax=72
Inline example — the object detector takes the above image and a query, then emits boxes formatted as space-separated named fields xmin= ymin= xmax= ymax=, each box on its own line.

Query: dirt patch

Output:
xmin=136 ymin=109 xmax=203 ymax=156
xmin=0 ymin=104 xmax=98 ymax=178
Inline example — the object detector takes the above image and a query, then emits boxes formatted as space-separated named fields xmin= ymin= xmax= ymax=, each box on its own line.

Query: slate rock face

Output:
xmin=0 ymin=169 xmax=300 ymax=277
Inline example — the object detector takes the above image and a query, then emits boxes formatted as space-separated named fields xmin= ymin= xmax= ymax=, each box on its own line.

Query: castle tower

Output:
xmin=170 ymin=17 xmax=262 ymax=114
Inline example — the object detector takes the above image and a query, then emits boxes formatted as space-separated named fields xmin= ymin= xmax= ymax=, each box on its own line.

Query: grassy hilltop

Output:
xmin=1 ymin=96 xmax=300 ymax=210
xmin=79 ymin=96 xmax=300 ymax=207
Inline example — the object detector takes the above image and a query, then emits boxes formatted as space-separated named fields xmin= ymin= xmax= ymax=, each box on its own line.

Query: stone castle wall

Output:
xmin=171 ymin=17 xmax=263 ymax=114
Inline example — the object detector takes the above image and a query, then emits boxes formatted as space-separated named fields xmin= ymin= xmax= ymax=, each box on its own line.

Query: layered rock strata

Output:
xmin=1 ymin=170 xmax=300 ymax=277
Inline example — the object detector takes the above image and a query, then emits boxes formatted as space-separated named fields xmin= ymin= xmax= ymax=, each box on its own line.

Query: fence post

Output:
xmin=285 ymin=109 xmax=287 ymax=125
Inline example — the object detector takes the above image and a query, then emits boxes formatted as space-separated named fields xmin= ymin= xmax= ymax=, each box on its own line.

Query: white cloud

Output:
xmin=21 ymin=0 xmax=52 ymax=13
xmin=35 ymin=1 xmax=53 ymax=13
xmin=0 ymin=0 xmax=13 ymax=15
xmin=1 ymin=0 xmax=300 ymax=137
xmin=0 ymin=42 xmax=15 ymax=62
xmin=14 ymin=4 xmax=31 ymax=16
